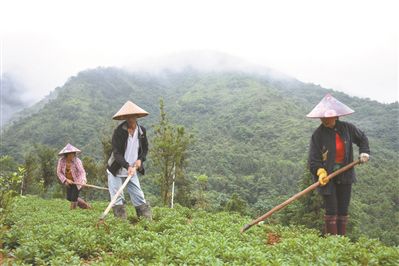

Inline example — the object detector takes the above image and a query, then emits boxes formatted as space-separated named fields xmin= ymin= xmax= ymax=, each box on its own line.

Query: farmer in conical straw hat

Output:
xmin=57 ymin=143 xmax=91 ymax=209
xmin=307 ymin=94 xmax=370 ymax=236
xmin=107 ymin=101 xmax=152 ymax=220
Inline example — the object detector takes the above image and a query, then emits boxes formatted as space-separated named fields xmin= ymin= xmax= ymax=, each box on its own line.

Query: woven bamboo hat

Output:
xmin=112 ymin=101 xmax=149 ymax=120
xmin=58 ymin=143 xmax=81 ymax=156
xmin=306 ymin=94 xmax=354 ymax=118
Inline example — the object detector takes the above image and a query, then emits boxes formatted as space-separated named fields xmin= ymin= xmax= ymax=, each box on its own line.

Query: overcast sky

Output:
xmin=1 ymin=0 xmax=398 ymax=104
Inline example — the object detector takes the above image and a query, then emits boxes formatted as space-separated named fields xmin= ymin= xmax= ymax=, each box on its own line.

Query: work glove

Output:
xmin=359 ymin=153 xmax=370 ymax=163
xmin=317 ymin=168 xmax=328 ymax=186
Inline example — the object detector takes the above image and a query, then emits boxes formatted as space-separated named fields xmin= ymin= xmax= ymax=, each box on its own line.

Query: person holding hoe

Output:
xmin=106 ymin=100 xmax=152 ymax=220
xmin=57 ymin=143 xmax=91 ymax=209
xmin=307 ymin=94 xmax=370 ymax=236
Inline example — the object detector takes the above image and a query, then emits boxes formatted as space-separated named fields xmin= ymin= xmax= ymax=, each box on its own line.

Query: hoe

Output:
xmin=96 ymin=166 xmax=137 ymax=230
xmin=240 ymin=160 xmax=360 ymax=233
xmin=72 ymin=182 xmax=108 ymax=190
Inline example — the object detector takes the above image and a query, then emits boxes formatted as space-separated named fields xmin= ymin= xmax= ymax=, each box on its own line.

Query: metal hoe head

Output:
xmin=96 ymin=216 xmax=110 ymax=232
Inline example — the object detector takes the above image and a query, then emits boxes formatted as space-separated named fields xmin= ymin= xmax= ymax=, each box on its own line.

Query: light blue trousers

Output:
xmin=107 ymin=170 xmax=146 ymax=207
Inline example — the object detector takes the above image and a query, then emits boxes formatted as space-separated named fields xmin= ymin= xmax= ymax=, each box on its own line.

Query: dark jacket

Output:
xmin=308 ymin=120 xmax=370 ymax=195
xmin=107 ymin=121 xmax=148 ymax=176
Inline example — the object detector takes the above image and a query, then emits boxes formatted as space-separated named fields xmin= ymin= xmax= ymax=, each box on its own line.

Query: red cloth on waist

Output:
xmin=335 ymin=132 xmax=345 ymax=163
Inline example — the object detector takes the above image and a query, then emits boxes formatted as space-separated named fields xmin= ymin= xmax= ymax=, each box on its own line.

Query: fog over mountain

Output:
xmin=1 ymin=51 xmax=298 ymax=126
xmin=0 ymin=74 xmax=32 ymax=127
xmin=3 ymin=50 xmax=396 ymax=125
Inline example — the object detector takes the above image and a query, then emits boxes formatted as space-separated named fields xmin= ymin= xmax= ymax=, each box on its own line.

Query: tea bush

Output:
xmin=1 ymin=196 xmax=398 ymax=265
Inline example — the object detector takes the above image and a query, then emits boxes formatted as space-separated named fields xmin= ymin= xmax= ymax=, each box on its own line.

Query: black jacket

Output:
xmin=308 ymin=120 xmax=370 ymax=195
xmin=107 ymin=121 xmax=148 ymax=176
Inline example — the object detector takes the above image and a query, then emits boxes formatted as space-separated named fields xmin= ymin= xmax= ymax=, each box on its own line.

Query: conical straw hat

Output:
xmin=112 ymin=101 xmax=149 ymax=120
xmin=58 ymin=143 xmax=81 ymax=156
xmin=306 ymin=94 xmax=354 ymax=118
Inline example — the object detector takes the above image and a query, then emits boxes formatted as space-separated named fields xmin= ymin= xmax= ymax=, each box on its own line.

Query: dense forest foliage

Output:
xmin=1 ymin=67 xmax=398 ymax=245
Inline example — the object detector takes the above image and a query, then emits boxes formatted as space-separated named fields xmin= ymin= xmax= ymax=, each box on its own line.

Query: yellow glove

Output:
xmin=317 ymin=168 xmax=328 ymax=186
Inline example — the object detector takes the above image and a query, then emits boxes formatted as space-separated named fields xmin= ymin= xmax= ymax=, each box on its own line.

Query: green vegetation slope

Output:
xmin=1 ymin=196 xmax=398 ymax=265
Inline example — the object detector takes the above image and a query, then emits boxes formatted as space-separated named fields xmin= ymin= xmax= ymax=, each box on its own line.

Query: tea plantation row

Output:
xmin=1 ymin=196 xmax=398 ymax=265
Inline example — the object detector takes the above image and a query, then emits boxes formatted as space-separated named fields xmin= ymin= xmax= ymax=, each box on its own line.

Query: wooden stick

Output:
xmin=98 ymin=167 xmax=136 ymax=221
xmin=240 ymin=160 xmax=360 ymax=233
xmin=72 ymin=182 xmax=109 ymax=190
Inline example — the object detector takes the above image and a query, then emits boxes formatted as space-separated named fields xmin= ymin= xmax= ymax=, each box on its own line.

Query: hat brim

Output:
xmin=58 ymin=151 xmax=80 ymax=156
xmin=306 ymin=111 xmax=354 ymax=118
xmin=112 ymin=113 xmax=149 ymax=120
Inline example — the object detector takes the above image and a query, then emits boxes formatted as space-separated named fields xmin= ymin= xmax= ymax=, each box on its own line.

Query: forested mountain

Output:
xmin=1 ymin=67 xmax=398 ymax=245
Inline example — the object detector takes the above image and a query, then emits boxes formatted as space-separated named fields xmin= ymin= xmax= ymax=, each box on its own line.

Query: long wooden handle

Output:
xmin=99 ymin=168 xmax=136 ymax=220
xmin=72 ymin=182 xmax=109 ymax=190
xmin=240 ymin=160 xmax=360 ymax=233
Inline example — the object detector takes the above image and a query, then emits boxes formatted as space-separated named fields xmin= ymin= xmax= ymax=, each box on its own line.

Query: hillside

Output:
xmin=1 ymin=67 xmax=398 ymax=245
xmin=1 ymin=197 xmax=398 ymax=265
xmin=2 ymin=67 xmax=397 ymax=164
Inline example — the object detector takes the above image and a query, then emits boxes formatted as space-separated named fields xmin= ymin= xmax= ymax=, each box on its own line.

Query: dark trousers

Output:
xmin=322 ymin=183 xmax=352 ymax=216
xmin=66 ymin=184 xmax=79 ymax=202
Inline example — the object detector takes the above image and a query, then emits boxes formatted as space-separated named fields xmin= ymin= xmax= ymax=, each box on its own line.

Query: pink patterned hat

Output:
xmin=306 ymin=94 xmax=355 ymax=118
xmin=58 ymin=143 xmax=81 ymax=156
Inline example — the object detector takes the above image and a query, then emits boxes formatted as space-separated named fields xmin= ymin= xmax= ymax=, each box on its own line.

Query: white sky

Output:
xmin=1 ymin=0 xmax=398 ymax=103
